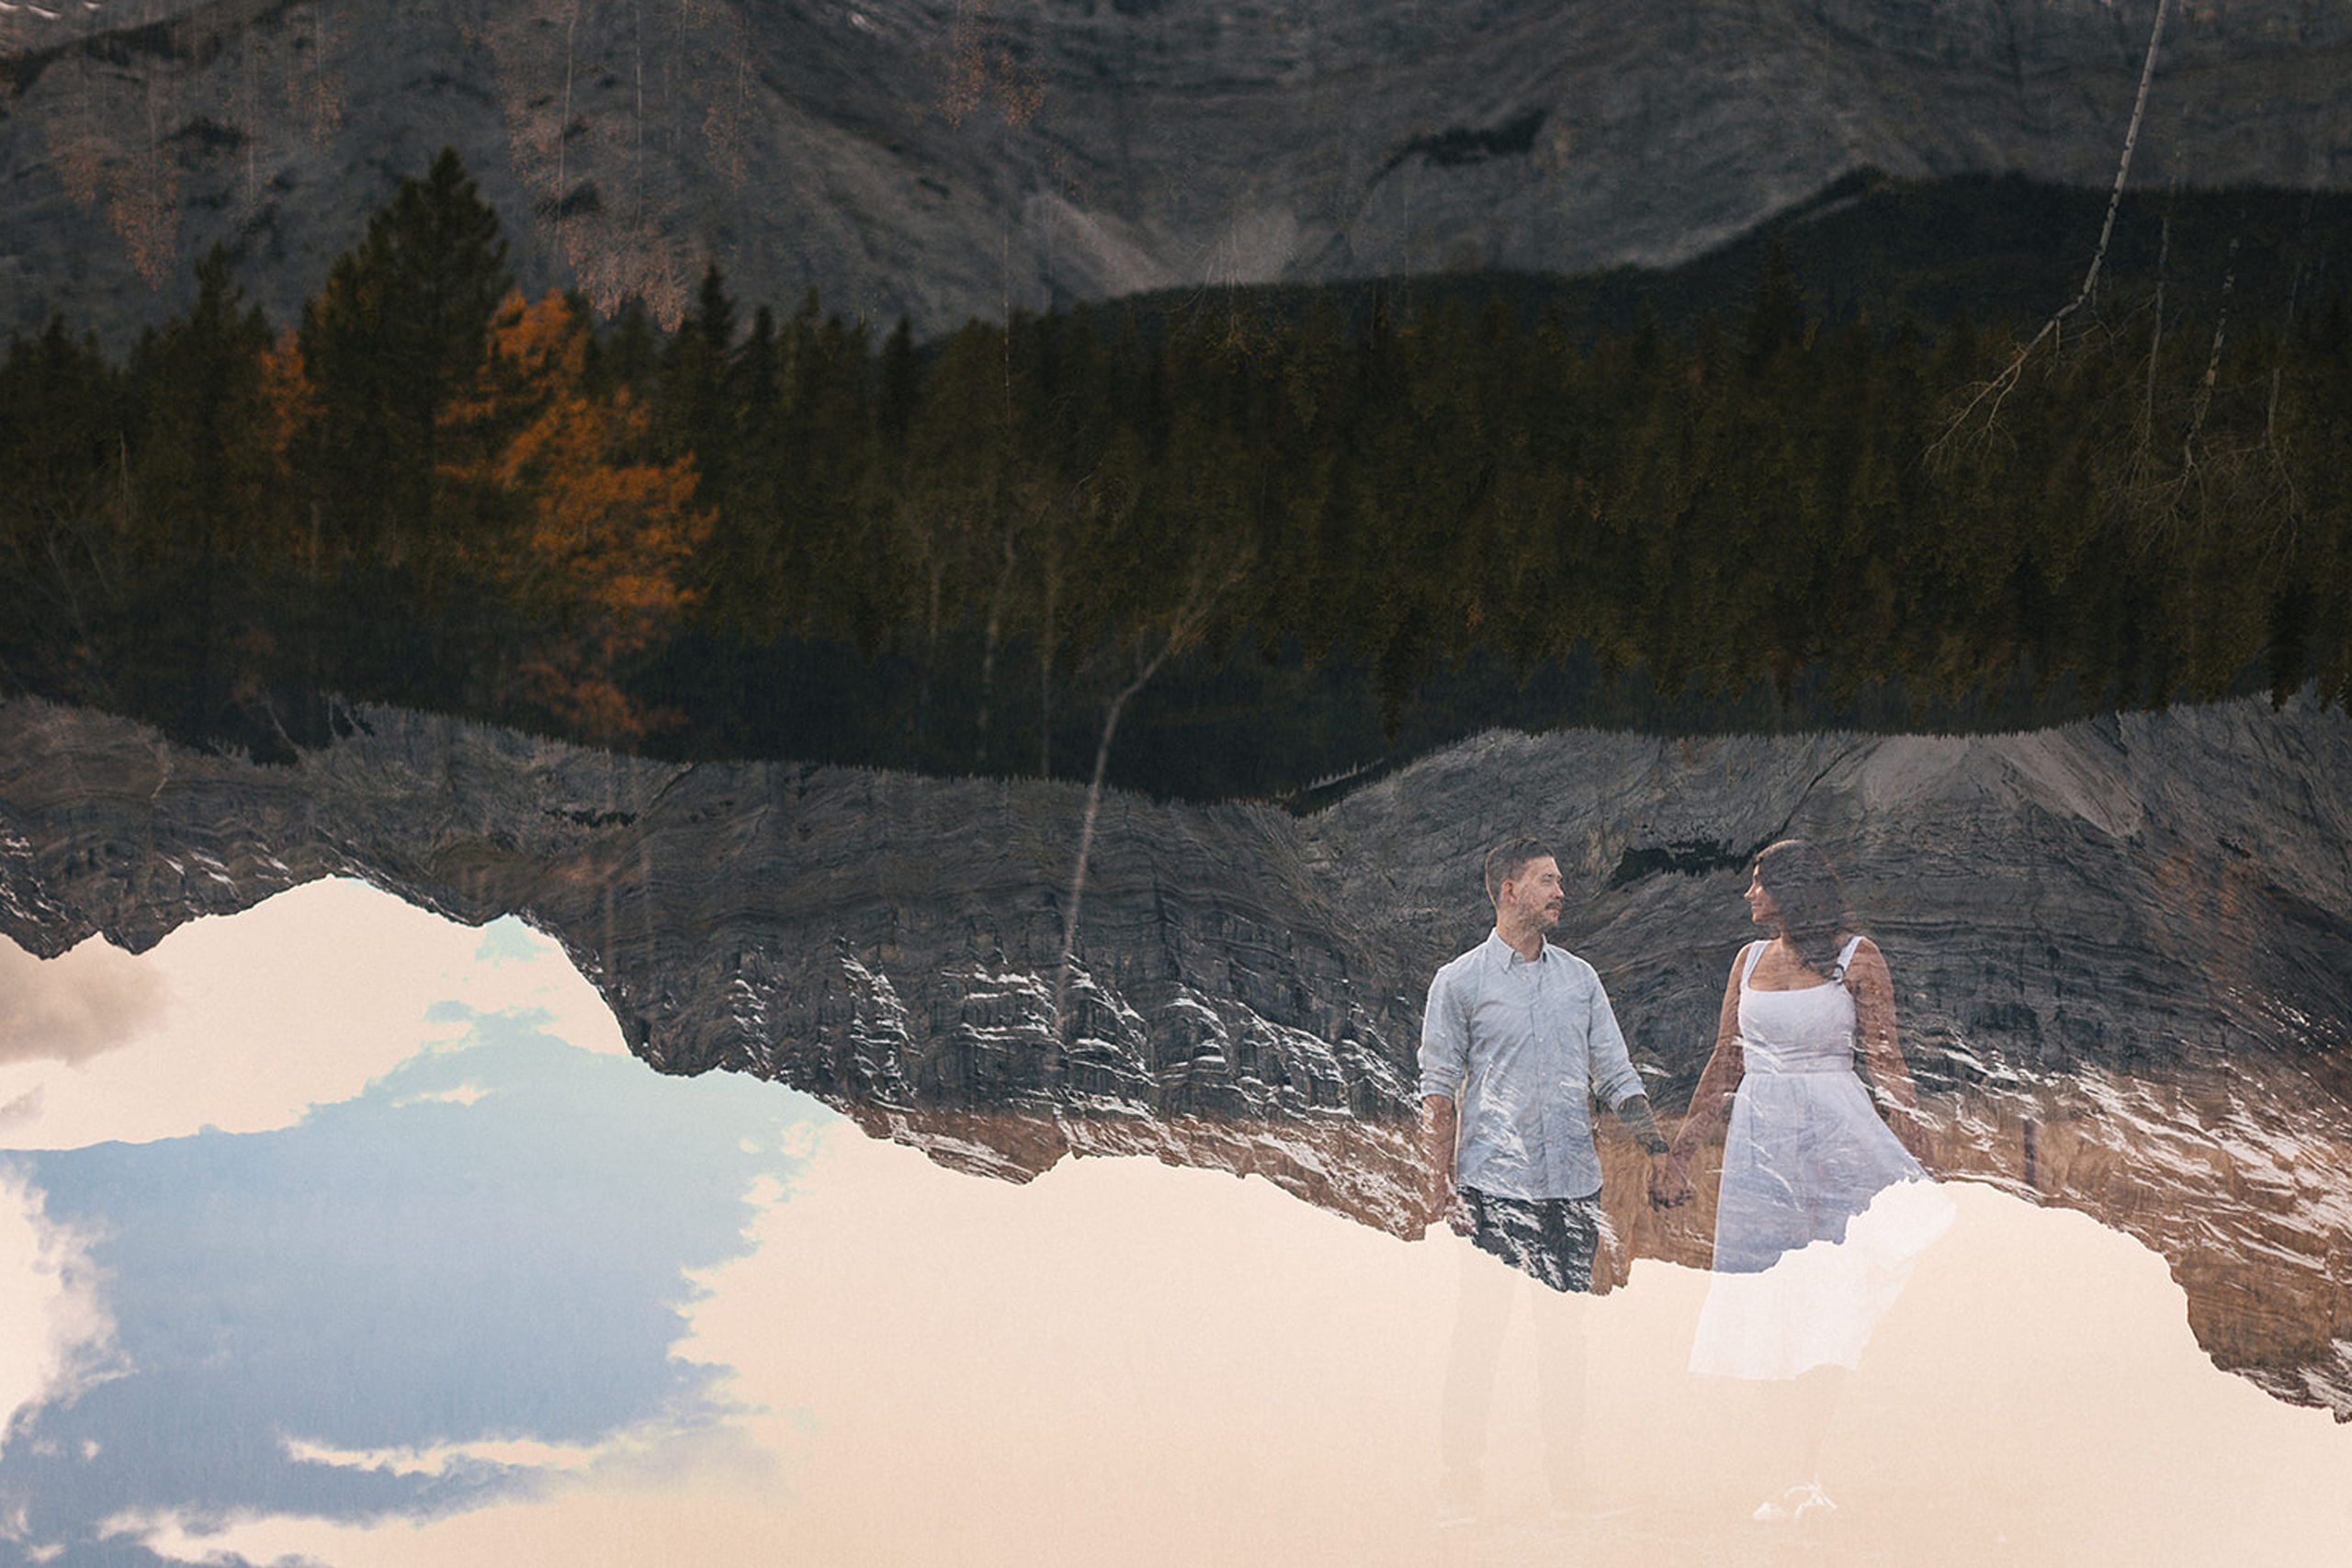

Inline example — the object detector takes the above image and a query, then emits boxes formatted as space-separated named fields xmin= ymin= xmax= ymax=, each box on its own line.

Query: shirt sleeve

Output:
xmin=1418 ymin=963 xmax=1470 ymax=1101
xmin=1584 ymin=974 xmax=1645 ymax=1110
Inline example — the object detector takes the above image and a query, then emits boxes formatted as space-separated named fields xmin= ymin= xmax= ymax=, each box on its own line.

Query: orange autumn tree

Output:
xmin=448 ymin=289 xmax=712 ymax=738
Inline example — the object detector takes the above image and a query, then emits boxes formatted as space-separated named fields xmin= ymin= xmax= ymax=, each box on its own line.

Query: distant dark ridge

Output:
xmin=8 ymin=159 xmax=2344 ymax=803
xmin=1091 ymin=169 xmax=2352 ymax=351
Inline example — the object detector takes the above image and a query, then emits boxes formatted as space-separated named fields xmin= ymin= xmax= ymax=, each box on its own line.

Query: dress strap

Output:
xmin=1831 ymin=934 xmax=1864 ymax=984
xmin=1739 ymin=940 xmax=1767 ymax=987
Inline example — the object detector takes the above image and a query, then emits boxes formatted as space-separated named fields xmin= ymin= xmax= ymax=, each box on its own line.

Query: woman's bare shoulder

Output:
xmin=1844 ymin=934 xmax=1893 ymax=982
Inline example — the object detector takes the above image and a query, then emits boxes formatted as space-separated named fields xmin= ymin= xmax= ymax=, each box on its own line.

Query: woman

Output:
xmin=1671 ymin=839 xmax=1949 ymax=1519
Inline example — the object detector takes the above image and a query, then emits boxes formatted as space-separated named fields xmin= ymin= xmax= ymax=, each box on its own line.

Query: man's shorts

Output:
xmin=1462 ymin=1187 xmax=1604 ymax=1293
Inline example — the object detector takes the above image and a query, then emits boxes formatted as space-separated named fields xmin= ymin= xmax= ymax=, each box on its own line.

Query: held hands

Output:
xmin=1646 ymin=1149 xmax=1695 ymax=1210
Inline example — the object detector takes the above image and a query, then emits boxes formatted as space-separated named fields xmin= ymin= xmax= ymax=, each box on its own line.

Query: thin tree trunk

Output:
xmin=2141 ymin=212 xmax=2168 ymax=454
xmin=1051 ymin=645 xmax=1162 ymax=1047
xmin=976 ymin=536 xmax=1017 ymax=767
xmin=2267 ymin=193 xmax=2312 ymax=447
xmin=915 ymin=555 xmax=943 ymax=750
xmin=2077 ymin=0 xmax=2171 ymax=312
xmin=1933 ymin=0 xmax=2171 ymax=458
xmin=2180 ymin=237 xmax=2235 ymax=474
xmin=1036 ymin=568 xmax=1057 ymax=778
xmin=1052 ymin=581 xmax=1222 ymax=1038
xmin=559 ymin=4 xmax=577 ymax=198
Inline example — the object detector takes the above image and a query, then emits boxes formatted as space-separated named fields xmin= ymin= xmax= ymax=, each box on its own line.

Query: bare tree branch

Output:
xmin=1051 ymin=572 xmax=1228 ymax=1046
xmin=2178 ymin=236 xmax=2236 ymax=477
xmin=1929 ymin=0 xmax=2172 ymax=465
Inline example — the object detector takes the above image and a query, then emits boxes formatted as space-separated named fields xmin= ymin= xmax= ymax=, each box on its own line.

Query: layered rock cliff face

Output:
xmin=1327 ymin=711 xmax=2352 ymax=1414
xmin=3 ymin=0 xmax=2347 ymax=339
xmin=3 ymin=694 xmax=2351 ymax=1413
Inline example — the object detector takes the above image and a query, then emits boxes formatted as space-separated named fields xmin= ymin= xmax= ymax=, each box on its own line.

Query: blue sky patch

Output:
xmin=0 ymin=1004 xmax=826 ymax=1567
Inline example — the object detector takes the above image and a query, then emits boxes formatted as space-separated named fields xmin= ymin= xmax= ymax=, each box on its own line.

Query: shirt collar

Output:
xmin=1484 ymin=929 xmax=1547 ymax=968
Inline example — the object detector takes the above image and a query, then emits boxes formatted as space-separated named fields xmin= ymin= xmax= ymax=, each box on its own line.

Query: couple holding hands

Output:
xmin=1419 ymin=835 xmax=1949 ymax=1522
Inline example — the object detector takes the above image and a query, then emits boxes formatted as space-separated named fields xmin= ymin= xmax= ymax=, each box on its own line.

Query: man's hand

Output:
xmin=1646 ymin=1150 xmax=1694 ymax=1210
xmin=1420 ymin=1092 xmax=1468 ymax=1238
xmin=1434 ymin=1182 xmax=1475 ymax=1237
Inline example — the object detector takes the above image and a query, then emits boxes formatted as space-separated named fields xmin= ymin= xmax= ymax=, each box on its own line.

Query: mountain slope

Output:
xmin=5 ymin=691 xmax=2351 ymax=1416
xmin=4 ymin=0 xmax=2347 ymax=340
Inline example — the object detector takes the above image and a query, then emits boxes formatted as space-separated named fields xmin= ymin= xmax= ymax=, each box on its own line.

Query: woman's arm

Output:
xmin=1670 ymin=945 xmax=1749 ymax=1163
xmin=1848 ymin=938 xmax=1936 ymax=1172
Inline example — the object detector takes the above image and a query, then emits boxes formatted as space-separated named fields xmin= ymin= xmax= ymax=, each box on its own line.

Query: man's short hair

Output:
xmin=1484 ymin=837 xmax=1555 ymax=905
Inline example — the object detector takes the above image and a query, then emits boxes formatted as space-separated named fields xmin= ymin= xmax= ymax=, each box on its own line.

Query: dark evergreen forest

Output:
xmin=5 ymin=152 xmax=2349 ymax=802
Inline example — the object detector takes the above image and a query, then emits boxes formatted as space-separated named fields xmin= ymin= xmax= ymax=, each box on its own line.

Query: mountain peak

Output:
xmin=4 ymin=0 xmax=2344 ymax=342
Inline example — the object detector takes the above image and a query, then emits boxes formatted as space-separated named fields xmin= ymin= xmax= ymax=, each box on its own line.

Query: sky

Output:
xmin=0 ymin=876 xmax=2348 ymax=1568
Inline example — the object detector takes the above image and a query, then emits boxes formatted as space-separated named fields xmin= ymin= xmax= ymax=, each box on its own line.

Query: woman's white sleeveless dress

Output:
xmin=1689 ymin=937 xmax=1953 ymax=1379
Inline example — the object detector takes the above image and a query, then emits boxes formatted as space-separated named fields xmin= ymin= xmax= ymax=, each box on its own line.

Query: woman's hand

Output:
xmin=1646 ymin=1149 xmax=1695 ymax=1209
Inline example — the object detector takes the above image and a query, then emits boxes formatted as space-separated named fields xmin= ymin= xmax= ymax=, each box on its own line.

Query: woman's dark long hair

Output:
xmin=1754 ymin=839 xmax=1854 ymax=980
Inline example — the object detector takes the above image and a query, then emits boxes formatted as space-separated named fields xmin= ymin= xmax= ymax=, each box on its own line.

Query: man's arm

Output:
xmin=1418 ymin=963 xmax=1474 ymax=1235
xmin=1420 ymin=1093 xmax=1473 ymax=1235
xmin=1583 ymin=973 xmax=1692 ymax=1208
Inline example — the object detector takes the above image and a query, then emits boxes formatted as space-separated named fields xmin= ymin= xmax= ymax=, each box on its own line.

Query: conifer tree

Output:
xmin=297 ymin=148 xmax=513 ymax=578
xmin=0 ymin=320 xmax=127 ymax=694
xmin=127 ymin=245 xmax=278 ymax=728
xmin=660 ymin=265 xmax=741 ymax=505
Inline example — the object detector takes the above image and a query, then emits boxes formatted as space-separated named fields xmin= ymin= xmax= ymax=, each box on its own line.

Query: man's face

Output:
xmin=1502 ymin=856 xmax=1565 ymax=931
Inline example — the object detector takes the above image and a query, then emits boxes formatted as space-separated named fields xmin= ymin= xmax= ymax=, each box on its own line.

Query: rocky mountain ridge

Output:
xmin=4 ymin=0 xmax=2347 ymax=340
xmin=3 ymin=692 xmax=2350 ymax=1416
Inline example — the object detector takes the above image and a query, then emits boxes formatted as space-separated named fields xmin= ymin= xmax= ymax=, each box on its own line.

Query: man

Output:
xmin=1422 ymin=836 xmax=1691 ymax=1280
xmin=1419 ymin=836 xmax=1690 ymax=1517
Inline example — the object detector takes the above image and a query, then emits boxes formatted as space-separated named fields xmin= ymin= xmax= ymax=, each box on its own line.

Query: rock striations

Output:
xmin=4 ymin=0 xmax=2350 ymax=340
xmin=3 ymin=691 xmax=2352 ymax=1416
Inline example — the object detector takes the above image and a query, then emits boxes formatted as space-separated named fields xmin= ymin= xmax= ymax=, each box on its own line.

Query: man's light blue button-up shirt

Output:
xmin=1418 ymin=931 xmax=1644 ymax=1201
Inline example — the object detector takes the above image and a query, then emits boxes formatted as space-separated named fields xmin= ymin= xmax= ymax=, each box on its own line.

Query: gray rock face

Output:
xmin=4 ymin=691 xmax=2351 ymax=1416
xmin=1320 ymin=708 xmax=2352 ymax=1415
xmin=4 ymin=0 xmax=2347 ymax=341
xmin=0 ymin=695 xmax=1424 ymax=1129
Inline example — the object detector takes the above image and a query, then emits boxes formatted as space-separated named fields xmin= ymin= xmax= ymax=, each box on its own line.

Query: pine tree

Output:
xmin=297 ymin=148 xmax=513 ymax=579
xmin=0 ymin=319 xmax=128 ymax=695
xmin=127 ymin=245 xmax=279 ymax=730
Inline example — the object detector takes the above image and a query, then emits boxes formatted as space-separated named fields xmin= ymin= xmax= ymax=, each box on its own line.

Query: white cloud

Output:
xmin=389 ymin=1086 xmax=491 ymax=1110
xmin=0 ymin=1166 xmax=122 ymax=1457
xmin=119 ymin=1418 xmax=780 ymax=1568
xmin=0 ymin=1088 xmax=44 ymax=1135
xmin=0 ymin=878 xmax=627 ymax=1151
xmin=93 ymin=1509 xmax=245 ymax=1565
xmin=282 ymin=1430 xmax=632 ymax=1479
xmin=0 ymin=934 xmax=166 ymax=1066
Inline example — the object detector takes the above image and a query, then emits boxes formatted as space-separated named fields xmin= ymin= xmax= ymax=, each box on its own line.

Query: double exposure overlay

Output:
xmin=7 ymin=4 xmax=2352 ymax=1565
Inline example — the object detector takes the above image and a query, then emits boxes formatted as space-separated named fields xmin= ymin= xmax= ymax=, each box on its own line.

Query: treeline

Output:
xmin=4 ymin=151 xmax=707 ymax=754
xmin=4 ymin=151 xmax=2349 ymax=797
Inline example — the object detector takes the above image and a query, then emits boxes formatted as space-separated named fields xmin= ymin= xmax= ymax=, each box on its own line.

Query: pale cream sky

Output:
xmin=148 ymin=1124 xmax=2352 ymax=1568
xmin=0 ymin=877 xmax=626 ymax=1151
